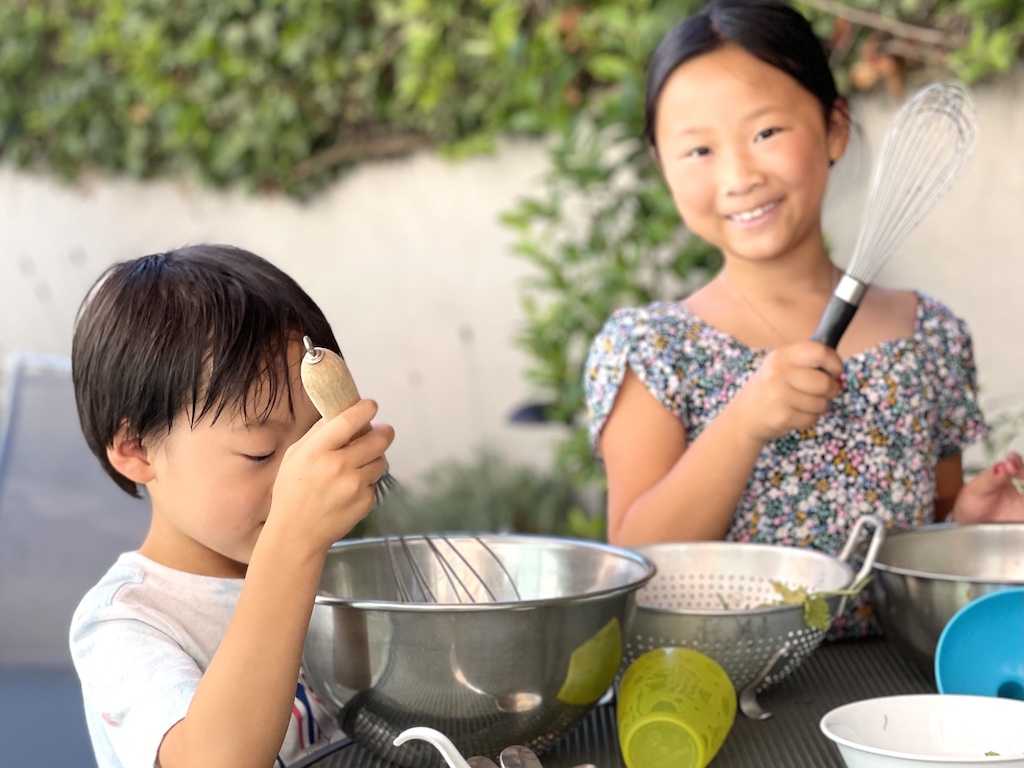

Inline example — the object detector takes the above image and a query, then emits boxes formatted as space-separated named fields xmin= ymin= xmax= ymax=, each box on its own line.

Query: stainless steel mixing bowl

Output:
xmin=303 ymin=534 xmax=655 ymax=767
xmin=871 ymin=523 xmax=1024 ymax=673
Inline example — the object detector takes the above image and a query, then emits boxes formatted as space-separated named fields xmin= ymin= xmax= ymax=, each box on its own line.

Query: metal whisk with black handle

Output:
xmin=812 ymin=82 xmax=979 ymax=348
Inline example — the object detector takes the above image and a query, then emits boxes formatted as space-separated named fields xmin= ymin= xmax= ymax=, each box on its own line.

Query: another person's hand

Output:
xmin=732 ymin=341 xmax=843 ymax=443
xmin=951 ymin=451 xmax=1024 ymax=524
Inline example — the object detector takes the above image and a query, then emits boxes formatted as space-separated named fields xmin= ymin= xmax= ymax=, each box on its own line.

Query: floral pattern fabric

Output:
xmin=585 ymin=293 xmax=987 ymax=636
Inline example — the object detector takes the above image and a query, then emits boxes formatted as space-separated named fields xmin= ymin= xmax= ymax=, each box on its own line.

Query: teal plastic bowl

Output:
xmin=935 ymin=587 xmax=1024 ymax=701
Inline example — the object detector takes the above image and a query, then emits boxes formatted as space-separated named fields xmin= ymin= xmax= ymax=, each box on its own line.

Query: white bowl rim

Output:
xmin=819 ymin=694 xmax=1024 ymax=764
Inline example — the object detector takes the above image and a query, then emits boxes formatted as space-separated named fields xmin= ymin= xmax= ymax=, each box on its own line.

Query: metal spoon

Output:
xmin=498 ymin=745 xmax=544 ymax=768
xmin=497 ymin=747 xmax=597 ymax=768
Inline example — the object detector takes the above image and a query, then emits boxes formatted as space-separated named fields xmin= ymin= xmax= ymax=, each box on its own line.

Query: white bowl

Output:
xmin=820 ymin=695 xmax=1024 ymax=767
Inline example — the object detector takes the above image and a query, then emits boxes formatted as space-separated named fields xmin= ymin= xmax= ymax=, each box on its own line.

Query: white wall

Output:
xmin=1 ymin=70 xmax=1022 ymax=480
xmin=0 ymin=140 xmax=566 ymax=483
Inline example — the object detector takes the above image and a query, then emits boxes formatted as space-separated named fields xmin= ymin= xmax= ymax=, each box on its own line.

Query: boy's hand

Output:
xmin=733 ymin=341 xmax=843 ymax=443
xmin=952 ymin=452 xmax=1024 ymax=524
xmin=267 ymin=398 xmax=395 ymax=554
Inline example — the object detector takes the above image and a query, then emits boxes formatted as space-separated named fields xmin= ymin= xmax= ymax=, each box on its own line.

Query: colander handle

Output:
xmin=836 ymin=514 xmax=885 ymax=590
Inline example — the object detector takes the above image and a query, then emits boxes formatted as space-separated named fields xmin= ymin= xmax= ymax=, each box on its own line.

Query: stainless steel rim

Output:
xmin=313 ymin=534 xmax=657 ymax=611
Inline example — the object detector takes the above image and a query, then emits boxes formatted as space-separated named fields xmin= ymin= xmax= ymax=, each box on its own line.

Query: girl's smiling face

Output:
xmin=654 ymin=43 xmax=849 ymax=267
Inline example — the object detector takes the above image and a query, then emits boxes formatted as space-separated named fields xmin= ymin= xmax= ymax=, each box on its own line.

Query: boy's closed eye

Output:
xmin=243 ymin=452 xmax=276 ymax=463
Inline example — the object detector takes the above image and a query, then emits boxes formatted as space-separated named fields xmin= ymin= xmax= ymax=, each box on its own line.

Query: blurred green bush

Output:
xmin=1 ymin=0 xmax=1019 ymax=198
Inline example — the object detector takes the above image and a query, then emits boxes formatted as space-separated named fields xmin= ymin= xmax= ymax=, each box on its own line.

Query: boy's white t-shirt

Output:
xmin=70 ymin=551 xmax=342 ymax=768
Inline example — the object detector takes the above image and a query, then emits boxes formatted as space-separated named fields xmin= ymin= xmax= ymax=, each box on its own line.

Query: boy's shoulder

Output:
xmin=70 ymin=552 xmax=243 ymax=649
xmin=72 ymin=552 xmax=149 ymax=622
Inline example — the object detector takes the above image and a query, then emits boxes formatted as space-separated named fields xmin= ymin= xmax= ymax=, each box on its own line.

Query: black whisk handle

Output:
xmin=811 ymin=294 xmax=860 ymax=349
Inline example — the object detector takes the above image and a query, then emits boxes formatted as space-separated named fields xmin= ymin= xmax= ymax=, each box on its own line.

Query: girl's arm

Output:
xmin=602 ymin=368 xmax=762 ymax=544
xmin=933 ymin=453 xmax=964 ymax=522
xmin=602 ymin=342 xmax=842 ymax=546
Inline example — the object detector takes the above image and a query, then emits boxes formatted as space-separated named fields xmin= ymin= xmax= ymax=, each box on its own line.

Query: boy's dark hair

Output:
xmin=644 ymin=0 xmax=844 ymax=147
xmin=72 ymin=244 xmax=340 ymax=497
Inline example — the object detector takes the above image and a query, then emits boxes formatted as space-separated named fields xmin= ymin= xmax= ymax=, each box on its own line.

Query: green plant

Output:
xmin=503 ymin=123 xmax=720 ymax=487
xmin=2 ymin=1 xmax=1019 ymax=197
xmin=354 ymin=447 xmax=604 ymax=540
xmin=795 ymin=0 xmax=1024 ymax=91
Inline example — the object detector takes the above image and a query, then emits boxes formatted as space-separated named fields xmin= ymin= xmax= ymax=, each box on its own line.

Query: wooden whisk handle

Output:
xmin=300 ymin=336 xmax=370 ymax=438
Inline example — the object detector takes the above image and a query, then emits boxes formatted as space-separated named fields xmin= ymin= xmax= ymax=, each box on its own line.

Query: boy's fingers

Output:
xmin=316 ymin=399 xmax=380 ymax=448
xmin=350 ymin=423 xmax=396 ymax=467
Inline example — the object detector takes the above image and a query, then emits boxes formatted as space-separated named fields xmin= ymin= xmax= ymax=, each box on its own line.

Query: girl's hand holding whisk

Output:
xmin=267 ymin=398 xmax=395 ymax=554
xmin=950 ymin=451 xmax=1024 ymax=524
xmin=732 ymin=342 xmax=843 ymax=443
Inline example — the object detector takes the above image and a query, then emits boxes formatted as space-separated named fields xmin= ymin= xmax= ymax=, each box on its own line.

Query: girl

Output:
xmin=584 ymin=0 xmax=1023 ymax=635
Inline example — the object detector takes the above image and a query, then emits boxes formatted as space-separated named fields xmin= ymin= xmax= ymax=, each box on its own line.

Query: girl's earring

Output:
xmin=828 ymin=158 xmax=836 ymax=168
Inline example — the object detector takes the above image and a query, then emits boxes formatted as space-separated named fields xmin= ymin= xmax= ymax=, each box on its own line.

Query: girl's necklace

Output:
xmin=720 ymin=265 xmax=841 ymax=347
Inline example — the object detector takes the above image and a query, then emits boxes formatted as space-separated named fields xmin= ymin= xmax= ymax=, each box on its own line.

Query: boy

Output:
xmin=69 ymin=245 xmax=394 ymax=768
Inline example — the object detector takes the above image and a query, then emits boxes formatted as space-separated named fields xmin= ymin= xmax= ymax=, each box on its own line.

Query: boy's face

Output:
xmin=139 ymin=341 xmax=321 ymax=578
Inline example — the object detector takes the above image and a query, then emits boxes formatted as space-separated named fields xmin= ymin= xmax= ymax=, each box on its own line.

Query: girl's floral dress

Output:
xmin=585 ymin=292 xmax=987 ymax=637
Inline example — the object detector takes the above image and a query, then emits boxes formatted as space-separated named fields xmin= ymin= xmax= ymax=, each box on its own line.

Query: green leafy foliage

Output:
xmin=762 ymin=576 xmax=875 ymax=630
xmin=0 ymin=0 xmax=591 ymax=195
xmin=503 ymin=122 xmax=721 ymax=486
xmin=2 ymin=1 xmax=1018 ymax=197
xmin=793 ymin=0 xmax=1024 ymax=92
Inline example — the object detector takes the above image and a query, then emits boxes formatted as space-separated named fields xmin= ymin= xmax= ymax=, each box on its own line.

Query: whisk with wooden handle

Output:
xmin=300 ymin=336 xmax=521 ymax=604
xmin=299 ymin=335 xmax=399 ymax=504
xmin=812 ymin=81 xmax=978 ymax=348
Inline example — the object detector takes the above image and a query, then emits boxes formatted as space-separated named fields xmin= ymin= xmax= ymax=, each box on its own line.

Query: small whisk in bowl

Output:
xmin=813 ymin=81 xmax=979 ymax=348
xmin=300 ymin=336 xmax=521 ymax=604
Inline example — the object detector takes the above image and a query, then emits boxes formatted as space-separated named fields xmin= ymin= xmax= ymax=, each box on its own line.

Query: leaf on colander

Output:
xmin=762 ymin=575 xmax=875 ymax=631
xmin=803 ymin=595 xmax=832 ymax=630
xmin=768 ymin=581 xmax=809 ymax=605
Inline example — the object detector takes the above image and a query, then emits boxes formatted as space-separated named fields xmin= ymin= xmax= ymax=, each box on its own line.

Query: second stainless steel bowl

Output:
xmin=871 ymin=523 xmax=1024 ymax=673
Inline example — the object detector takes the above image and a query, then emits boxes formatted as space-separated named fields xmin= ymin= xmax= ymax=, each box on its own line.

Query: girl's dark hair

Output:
xmin=644 ymin=0 xmax=843 ymax=147
xmin=72 ymin=244 xmax=341 ymax=497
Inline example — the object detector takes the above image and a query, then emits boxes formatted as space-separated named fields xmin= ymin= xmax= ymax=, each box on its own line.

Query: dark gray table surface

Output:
xmin=296 ymin=638 xmax=935 ymax=768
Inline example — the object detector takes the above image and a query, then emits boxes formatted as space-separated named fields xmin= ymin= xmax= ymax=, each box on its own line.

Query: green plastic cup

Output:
xmin=617 ymin=647 xmax=737 ymax=768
